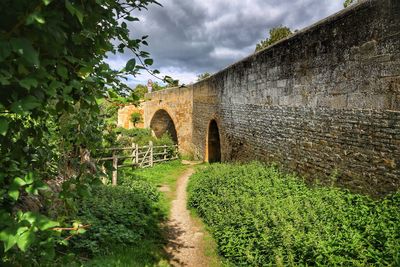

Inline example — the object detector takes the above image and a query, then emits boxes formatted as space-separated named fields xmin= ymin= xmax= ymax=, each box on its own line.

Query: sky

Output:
xmin=106 ymin=0 xmax=344 ymax=87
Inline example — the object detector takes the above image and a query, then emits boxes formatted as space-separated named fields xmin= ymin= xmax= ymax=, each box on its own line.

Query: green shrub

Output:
xmin=188 ymin=162 xmax=400 ymax=266
xmin=70 ymin=181 xmax=162 ymax=256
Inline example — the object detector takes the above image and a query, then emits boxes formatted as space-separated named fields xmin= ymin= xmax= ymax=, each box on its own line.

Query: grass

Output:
xmin=129 ymin=160 xmax=189 ymax=213
xmin=85 ymin=241 xmax=170 ymax=267
xmin=80 ymin=160 xmax=189 ymax=267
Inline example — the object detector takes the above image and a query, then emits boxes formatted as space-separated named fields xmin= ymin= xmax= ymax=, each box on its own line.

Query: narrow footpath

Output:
xmin=165 ymin=165 xmax=210 ymax=267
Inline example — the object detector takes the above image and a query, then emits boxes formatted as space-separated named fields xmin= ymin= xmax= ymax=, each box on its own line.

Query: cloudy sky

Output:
xmin=107 ymin=0 xmax=344 ymax=86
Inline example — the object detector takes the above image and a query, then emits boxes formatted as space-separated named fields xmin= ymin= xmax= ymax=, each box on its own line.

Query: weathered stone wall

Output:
xmin=191 ymin=0 xmax=400 ymax=196
xmin=144 ymin=87 xmax=194 ymax=155
xmin=117 ymin=104 xmax=145 ymax=129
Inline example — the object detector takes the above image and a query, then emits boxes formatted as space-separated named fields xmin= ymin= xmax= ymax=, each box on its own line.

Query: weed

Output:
xmin=188 ymin=162 xmax=400 ymax=266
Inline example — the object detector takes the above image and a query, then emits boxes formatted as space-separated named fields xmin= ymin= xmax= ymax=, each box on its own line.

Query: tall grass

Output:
xmin=188 ymin=162 xmax=400 ymax=266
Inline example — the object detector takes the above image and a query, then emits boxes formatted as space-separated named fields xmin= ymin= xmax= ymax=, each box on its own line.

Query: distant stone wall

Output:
xmin=191 ymin=0 xmax=400 ymax=196
xmin=117 ymin=104 xmax=145 ymax=129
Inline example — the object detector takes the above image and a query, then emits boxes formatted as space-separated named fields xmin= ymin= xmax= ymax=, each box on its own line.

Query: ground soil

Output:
xmin=164 ymin=165 xmax=210 ymax=267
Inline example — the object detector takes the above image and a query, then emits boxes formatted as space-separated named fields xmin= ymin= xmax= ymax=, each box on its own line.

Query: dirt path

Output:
xmin=165 ymin=166 xmax=209 ymax=267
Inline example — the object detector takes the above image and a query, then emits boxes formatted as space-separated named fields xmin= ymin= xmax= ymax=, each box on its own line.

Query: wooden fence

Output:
xmin=97 ymin=141 xmax=179 ymax=185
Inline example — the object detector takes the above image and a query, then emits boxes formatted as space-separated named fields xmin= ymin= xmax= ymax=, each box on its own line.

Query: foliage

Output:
xmin=0 ymin=0 xmax=166 ymax=264
xmin=344 ymin=0 xmax=357 ymax=8
xmin=130 ymin=112 xmax=143 ymax=127
xmin=188 ymin=162 xmax=400 ymax=266
xmin=115 ymin=127 xmax=175 ymax=147
xmin=255 ymin=26 xmax=292 ymax=52
xmin=80 ymin=160 xmax=187 ymax=266
xmin=132 ymin=82 xmax=167 ymax=99
xmin=165 ymin=79 xmax=180 ymax=88
xmin=132 ymin=84 xmax=148 ymax=99
xmin=116 ymin=127 xmax=152 ymax=140
xmin=69 ymin=182 xmax=162 ymax=256
xmin=197 ymin=72 xmax=212 ymax=81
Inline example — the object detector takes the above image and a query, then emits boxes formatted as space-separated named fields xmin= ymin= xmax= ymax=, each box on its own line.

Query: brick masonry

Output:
xmin=145 ymin=0 xmax=400 ymax=196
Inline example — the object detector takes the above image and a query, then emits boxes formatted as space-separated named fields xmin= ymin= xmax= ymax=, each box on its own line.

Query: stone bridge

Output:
xmin=143 ymin=0 xmax=400 ymax=196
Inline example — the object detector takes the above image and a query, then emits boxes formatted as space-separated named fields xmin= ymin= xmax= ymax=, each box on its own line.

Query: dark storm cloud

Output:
xmin=107 ymin=0 xmax=343 ymax=83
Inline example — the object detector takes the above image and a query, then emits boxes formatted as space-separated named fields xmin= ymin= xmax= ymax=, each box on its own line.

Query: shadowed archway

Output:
xmin=207 ymin=120 xmax=221 ymax=163
xmin=150 ymin=109 xmax=178 ymax=144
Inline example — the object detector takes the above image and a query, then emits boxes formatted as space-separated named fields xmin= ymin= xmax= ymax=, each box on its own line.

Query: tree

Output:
xmin=0 ymin=0 xmax=162 ymax=263
xmin=166 ymin=79 xmax=179 ymax=88
xmin=197 ymin=72 xmax=211 ymax=81
xmin=153 ymin=81 xmax=167 ymax=91
xmin=255 ymin=26 xmax=292 ymax=52
xmin=133 ymin=84 xmax=148 ymax=99
xmin=130 ymin=112 xmax=143 ymax=127
xmin=132 ymin=82 xmax=166 ymax=99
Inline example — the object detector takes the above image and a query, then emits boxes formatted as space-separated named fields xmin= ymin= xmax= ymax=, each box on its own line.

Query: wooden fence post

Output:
xmin=135 ymin=143 xmax=139 ymax=165
xmin=131 ymin=142 xmax=136 ymax=165
xmin=112 ymin=151 xmax=118 ymax=186
xmin=149 ymin=141 xmax=153 ymax=167
xmin=163 ymin=145 xmax=167 ymax=160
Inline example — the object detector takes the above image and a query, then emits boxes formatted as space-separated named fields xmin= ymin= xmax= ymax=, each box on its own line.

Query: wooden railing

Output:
xmin=97 ymin=141 xmax=179 ymax=185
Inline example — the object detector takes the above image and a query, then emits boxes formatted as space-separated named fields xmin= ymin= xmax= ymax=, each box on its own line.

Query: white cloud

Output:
xmin=107 ymin=0 xmax=344 ymax=85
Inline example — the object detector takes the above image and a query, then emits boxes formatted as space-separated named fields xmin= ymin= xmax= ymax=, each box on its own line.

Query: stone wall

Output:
xmin=117 ymin=104 xmax=145 ymax=129
xmin=144 ymin=87 xmax=194 ymax=155
xmin=191 ymin=0 xmax=400 ymax=196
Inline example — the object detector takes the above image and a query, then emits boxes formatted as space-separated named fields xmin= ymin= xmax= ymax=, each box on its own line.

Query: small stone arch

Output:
xmin=150 ymin=109 xmax=178 ymax=144
xmin=206 ymin=119 xmax=221 ymax=163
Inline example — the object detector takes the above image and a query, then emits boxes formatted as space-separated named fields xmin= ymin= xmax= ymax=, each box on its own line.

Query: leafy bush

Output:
xmin=0 ymin=0 xmax=163 ymax=263
xmin=115 ymin=127 xmax=175 ymax=147
xmin=130 ymin=112 xmax=143 ymax=127
xmin=188 ymin=162 xmax=400 ymax=266
xmin=70 ymin=181 xmax=163 ymax=256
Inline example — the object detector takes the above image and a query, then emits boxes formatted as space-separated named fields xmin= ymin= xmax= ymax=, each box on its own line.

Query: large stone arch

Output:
xmin=143 ymin=87 xmax=194 ymax=156
xmin=149 ymin=109 xmax=178 ymax=144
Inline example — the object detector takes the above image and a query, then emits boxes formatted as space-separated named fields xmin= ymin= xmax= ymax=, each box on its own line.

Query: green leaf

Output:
xmin=8 ymin=177 xmax=27 ymax=201
xmin=25 ymin=180 xmax=48 ymax=195
xmin=65 ymin=0 xmax=84 ymax=24
xmin=26 ymin=12 xmax=46 ymax=25
xmin=144 ymin=58 xmax=153 ymax=66
xmin=21 ymin=96 xmax=41 ymax=110
xmin=11 ymin=96 xmax=41 ymax=113
xmin=37 ymin=219 xmax=59 ymax=231
xmin=24 ymin=172 xmax=34 ymax=185
xmin=14 ymin=177 xmax=27 ymax=187
xmin=126 ymin=16 xmax=139 ymax=22
xmin=0 ymin=228 xmax=17 ymax=252
xmin=0 ymin=117 xmax=9 ymax=136
xmin=10 ymin=38 xmax=39 ymax=66
xmin=0 ymin=41 xmax=12 ymax=62
xmin=8 ymin=188 xmax=19 ymax=201
xmin=57 ymin=65 xmax=68 ymax=79
xmin=125 ymin=58 xmax=136 ymax=72
xmin=42 ymin=0 xmax=52 ymax=5
xmin=19 ymin=77 xmax=38 ymax=90
xmin=16 ymin=228 xmax=35 ymax=252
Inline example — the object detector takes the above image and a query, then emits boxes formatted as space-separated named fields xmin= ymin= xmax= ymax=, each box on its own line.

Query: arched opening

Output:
xmin=208 ymin=120 xmax=221 ymax=163
xmin=150 ymin=109 xmax=178 ymax=144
